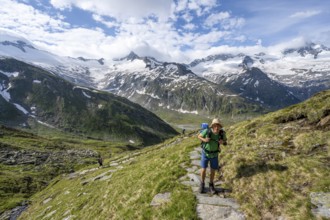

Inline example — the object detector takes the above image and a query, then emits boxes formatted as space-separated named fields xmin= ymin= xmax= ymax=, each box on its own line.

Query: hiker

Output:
xmin=182 ymin=128 xmax=186 ymax=135
xmin=97 ymin=155 xmax=103 ymax=167
xmin=197 ymin=118 xmax=227 ymax=194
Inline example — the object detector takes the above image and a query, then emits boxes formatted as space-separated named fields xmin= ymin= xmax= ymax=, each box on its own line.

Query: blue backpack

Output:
xmin=200 ymin=123 xmax=209 ymax=132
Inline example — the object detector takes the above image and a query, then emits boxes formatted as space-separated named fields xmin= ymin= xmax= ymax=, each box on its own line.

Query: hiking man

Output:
xmin=97 ymin=155 xmax=103 ymax=167
xmin=182 ymin=128 xmax=186 ymax=135
xmin=197 ymin=118 xmax=227 ymax=194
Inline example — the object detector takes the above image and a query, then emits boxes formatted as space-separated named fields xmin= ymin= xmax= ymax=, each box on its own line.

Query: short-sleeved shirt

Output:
xmin=200 ymin=129 xmax=221 ymax=158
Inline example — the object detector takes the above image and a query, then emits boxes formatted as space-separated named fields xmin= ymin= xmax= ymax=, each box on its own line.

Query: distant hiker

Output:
xmin=182 ymin=128 xmax=186 ymax=135
xmin=197 ymin=118 xmax=227 ymax=194
xmin=97 ymin=155 xmax=103 ymax=167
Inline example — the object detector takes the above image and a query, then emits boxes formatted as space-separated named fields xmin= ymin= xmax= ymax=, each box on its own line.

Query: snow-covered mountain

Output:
xmin=1 ymin=31 xmax=329 ymax=116
xmin=189 ymin=44 xmax=330 ymax=102
xmin=0 ymin=33 xmax=261 ymax=116
xmin=189 ymin=44 xmax=330 ymax=86
xmin=0 ymin=32 xmax=109 ymax=87
xmin=0 ymin=58 xmax=178 ymax=144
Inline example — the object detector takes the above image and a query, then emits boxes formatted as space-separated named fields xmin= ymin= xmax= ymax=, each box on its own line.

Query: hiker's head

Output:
xmin=210 ymin=118 xmax=222 ymax=132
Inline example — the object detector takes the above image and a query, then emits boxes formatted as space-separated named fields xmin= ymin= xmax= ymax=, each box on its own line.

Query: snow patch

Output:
xmin=0 ymin=70 xmax=20 ymax=78
xmin=135 ymin=89 xmax=160 ymax=99
xmin=37 ymin=120 xmax=55 ymax=128
xmin=33 ymin=80 xmax=41 ymax=84
xmin=254 ymin=80 xmax=259 ymax=87
xmin=0 ymin=82 xmax=12 ymax=101
xmin=13 ymin=103 xmax=29 ymax=114
xmin=82 ymin=91 xmax=91 ymax=98
xmin=73 ymin=86 xmax=92 ymax=91
xmin=165 ymin=106 xmax=198 ymax=114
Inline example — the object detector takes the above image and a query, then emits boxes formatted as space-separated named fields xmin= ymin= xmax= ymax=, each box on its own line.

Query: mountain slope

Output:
xmin=0 ymin=124 xmax=150 ymax=217
xmin=222 ymin=67 xmax=300 ymax=108
xmin=0 ymin=58 xmax=178 ymax=145
xmin=15 ymin=90 xmax=330 ymax=220
xmin=223 ymin=90 xmax=330 ymax=219
xmin=18 ymin=136 xmax=199 ymax=220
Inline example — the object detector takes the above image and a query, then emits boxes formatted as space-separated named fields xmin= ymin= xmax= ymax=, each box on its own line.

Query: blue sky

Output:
xmin=1 ymin=0 xmax=330 ymax=62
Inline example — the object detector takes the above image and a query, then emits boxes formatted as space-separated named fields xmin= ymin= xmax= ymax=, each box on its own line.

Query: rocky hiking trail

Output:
xmin=180 ymin=146 xmax=245 ymax=220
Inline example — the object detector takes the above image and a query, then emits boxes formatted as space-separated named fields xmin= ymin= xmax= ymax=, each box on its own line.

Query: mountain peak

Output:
xmin=0 ymin=31 xmax=36 ymax=53
xmin=283 ymin=42 xmax=330 ymax=58
xmin=1 ymin=40 xmax=35 ymax=53
xmin=76 ymin=57 xmax=105 ymax=65
xmin=113 ymin=51 xmax=140 ymax=61
xmin=125 ymin=51 xmax=140 ymax=61
xmin=239 ymin=56 xmax=254 ymax=70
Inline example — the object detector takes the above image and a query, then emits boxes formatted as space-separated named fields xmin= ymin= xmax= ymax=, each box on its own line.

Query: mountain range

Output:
xmin=1 ymin=32 xmax=330 ymax=125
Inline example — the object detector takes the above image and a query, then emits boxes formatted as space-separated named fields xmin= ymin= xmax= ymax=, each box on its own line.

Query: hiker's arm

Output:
xmin=198 ymin=133 xmax=210 ymax=142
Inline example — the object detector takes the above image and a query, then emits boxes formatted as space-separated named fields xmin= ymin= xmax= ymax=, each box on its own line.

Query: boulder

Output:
xmin=310 ymin=192 xmax=330 ymax=218
xmin=150 ymin=192 xmax=171 ymax=206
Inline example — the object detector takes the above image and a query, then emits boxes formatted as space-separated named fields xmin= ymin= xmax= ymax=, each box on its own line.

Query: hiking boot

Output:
xmin=199 ymin=182 xmax=205 ymax=193
xmin=209 ymin=182 xmax=217 ymax=194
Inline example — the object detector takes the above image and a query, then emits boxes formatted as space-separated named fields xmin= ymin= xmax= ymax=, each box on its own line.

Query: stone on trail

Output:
xmin=196 ymin=195 xmax=240 ymax=209
xmin=187 ymin=173 xmax=201 ymax=184
xmin=150 ymin=192 xmax=171 ymax=206
xmin=197 ymin=204 xmax=245 ymax=220
xmin=310 ymin=192 xmax=330 ymax=218
xmin=181 ymin=180 xmax=200 ymax=187
xmin=191 ymin=160 xmax=200 ymax=166
xmin=190 ymin=151 xmax=200 ymax=160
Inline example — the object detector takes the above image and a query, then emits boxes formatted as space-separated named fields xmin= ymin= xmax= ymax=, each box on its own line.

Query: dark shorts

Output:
xmin=200 ymin=151 xmax=219 ymax=170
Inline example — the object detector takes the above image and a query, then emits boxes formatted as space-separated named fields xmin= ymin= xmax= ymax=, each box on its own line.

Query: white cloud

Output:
xmin=188 ymin=30 xmax=230 ymax=51
xmin=0 ymin=0 xmax=69 ymax=34
xmin=256 ymin=39 xmax=262 ymax=46
xmin=234 ymin=35 xmax=247 ymax=42
xmin=1 ymin=0 xmax=329 ymax=64
xmin=222 ymin=17 xmax=245 ymax=30
xmin=50 ymin=0 xmax=172 ymax=21
xmin=182 ymin=12 xmax=194 ymax=23
xmin=187 ymin=0 xmax=217 ymax=16
xmin=205 ymin=11 xmax=230 ymax=27
xmin=183 ymin=23 xmax=196 ymax=30
xmin=174 ymin=0 xmax=188 ymax=12
xmin=290 ymin=10 xmax=321 ymax=19
xmin=92 ymin=14 xmax=118 ymax=29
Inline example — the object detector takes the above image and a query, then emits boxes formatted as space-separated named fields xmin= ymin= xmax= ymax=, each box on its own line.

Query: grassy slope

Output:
xmin=222 ymin=90 xmax=330 ymax=219
xmin=19 ymin=135 xmax=199 ymax=220
xmin=0 ymin=125 xmax=141 ymax=213
xmin=15 ymin=90 xmax=330 ymax=219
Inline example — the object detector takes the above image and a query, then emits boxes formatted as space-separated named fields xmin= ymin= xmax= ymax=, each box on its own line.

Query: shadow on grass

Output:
xmin=236 ymin=162 xmax=288 ymax=178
